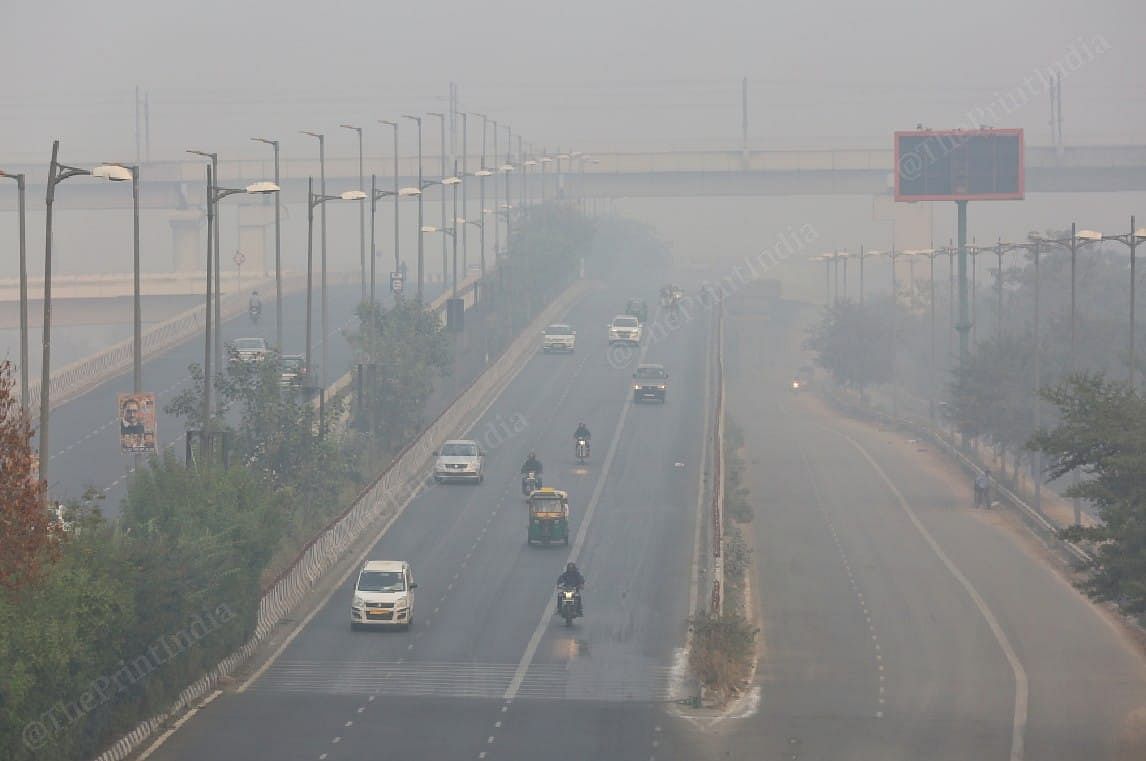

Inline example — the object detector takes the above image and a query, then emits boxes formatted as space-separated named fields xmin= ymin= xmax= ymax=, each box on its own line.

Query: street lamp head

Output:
xmin=474 ymin=169 xmax=494 ymax=177
xmin=245 ymin=181 xmax=281 ymax=194
xmin=540 ymin=156 xmax=554 ymax=164
xmin=251 ymin=137 xmax=278 ymax=146
xmin=92 ymin=164 xmax=134 ymax=182
xmin=1077 ymin=229 xmax=1103 ymax=242
xmin=187 ymin=149 xmax=216 ymax=160
xmin=421 ymin=226 xmax=440 ymax=233
xmin=523 ymin=160 xmax=538 ymax=167
xmin=337 ymin=190 xmax=367 ymax=201
xmin=398 ymin=186 xmax=422 ymax=196
xmin=440 ymin=176 xmax=462 ymax=185
xmin=455 ymin=217 xmax=468 ymax=224
xmin=379 ymin=119 xmax=397 ymax=127
xmin=499 ymin=164 xmax=515 ymax=173
xmin=339 ymin=123 xmax=361 ymax=131
xmin=300 ymin=130 xmax=323 ymax=140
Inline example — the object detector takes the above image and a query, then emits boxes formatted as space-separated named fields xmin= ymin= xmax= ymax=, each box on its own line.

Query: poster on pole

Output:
xmin=118 ymin=392 xmax=158 ymax=454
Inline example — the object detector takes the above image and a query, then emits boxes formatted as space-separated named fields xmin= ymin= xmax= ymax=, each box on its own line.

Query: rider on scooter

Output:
xmin=557 ymin=562 xmax=584 ymax=615
xmin=521 ymin=451 xmax=543 ymax=490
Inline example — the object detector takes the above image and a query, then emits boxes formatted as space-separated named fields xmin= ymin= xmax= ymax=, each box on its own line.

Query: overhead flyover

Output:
xmin=1 ymin=144 xmax=1144 ymax=211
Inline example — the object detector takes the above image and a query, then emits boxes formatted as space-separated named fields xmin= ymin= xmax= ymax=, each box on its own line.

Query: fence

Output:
xmin=92 ymin=275 xmax=589 ymax=761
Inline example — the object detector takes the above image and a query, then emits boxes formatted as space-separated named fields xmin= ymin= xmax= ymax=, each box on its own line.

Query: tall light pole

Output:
xmin=306 ymin=184 xmax=364 ymax=384
xmin=251 ymin=137 xmax=282 ymax=350
xmin=460 ymin=113 xmax=469 ymax=273
xmin=187 ymin=150 xmax=221 ymax=370
xmin=490 ymin=119 xmax=500 ymax=258
xmin=503 ymin=125 xmax=513 ymax=253
xmin=402 ymin=115 xmax=424 ymax=302
xmin=0 ymin=171 xmax=28 ymax=411
xmin=379 ymin=121 xmax=400 ymax=286
xmin=472 ymin=113 xmax=490 ymax=288
xmin=340 ymin=123 xmax=367 ymax=303
xmin=1102 ymin=217 xmax=1146 ymax=387
xmin=301 ymin=131 xmax=328 ymax=384
xmin=40 ymin=144 xmax=133 ymax=499
xmin=428 ymin=112 xmax=448 ymax=289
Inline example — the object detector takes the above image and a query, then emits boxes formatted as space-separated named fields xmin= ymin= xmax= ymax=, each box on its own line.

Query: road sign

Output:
xmin=894 ymin=128 xmax=1024 ymax=202
xmin=390 ymin=271 xmax=404 ymax=294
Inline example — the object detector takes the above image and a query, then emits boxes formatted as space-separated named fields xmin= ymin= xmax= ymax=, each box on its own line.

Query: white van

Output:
xmin=350 ymin=560 xmax=417 ymax=630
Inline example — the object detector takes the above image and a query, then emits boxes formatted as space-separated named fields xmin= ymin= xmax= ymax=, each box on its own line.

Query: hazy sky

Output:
xmin=3 ymin=0 xmax=1144 ymax=161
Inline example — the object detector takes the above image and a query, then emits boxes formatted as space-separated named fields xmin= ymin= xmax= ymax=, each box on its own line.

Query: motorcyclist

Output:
xmin=249 ymin=290 xmax=262 ymax=311
xmin=557 ymin=562 xmax=585 ymax=615
xmin=521 ymin=451 xmax=543 ymax=490
xmin=974 ymin=469 xmax=990 ymax=508
xmin=574 ymin=422 xmax=591 ymax=442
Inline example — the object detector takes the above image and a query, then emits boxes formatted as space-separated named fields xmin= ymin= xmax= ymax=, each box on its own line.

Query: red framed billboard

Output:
xmin=894 ymin=128 xmax=1024 ymax=202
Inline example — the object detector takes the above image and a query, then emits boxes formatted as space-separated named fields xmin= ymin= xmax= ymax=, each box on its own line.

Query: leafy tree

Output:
xmin=0 ymin=360 xmax=58 ymax=593
xmin=804 ymin=300 xmax=893 ymax=391
xmin=947 ymin=334 xmax=1037 ymax=465
xmin=1031 ymin=374 xmax=1146 ymax=615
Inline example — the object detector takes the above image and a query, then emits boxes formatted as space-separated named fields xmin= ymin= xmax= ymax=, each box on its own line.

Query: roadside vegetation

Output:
xmin=689 ymin=420 xmax=758 ymax=702
xmin=0 ymin=204 xmax=648 ymax=760
xmin=806 ymin=233 xmax=1146 ymax=621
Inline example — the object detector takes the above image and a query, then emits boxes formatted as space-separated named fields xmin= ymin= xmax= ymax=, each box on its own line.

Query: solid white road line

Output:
xmin=833 ymin=427 xmax=1028 ymax=761
xmin=503 ymin=322 xmax=656 ymax=701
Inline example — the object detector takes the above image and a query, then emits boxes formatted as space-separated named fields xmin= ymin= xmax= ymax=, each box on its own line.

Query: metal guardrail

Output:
xmin=91 ymin=276 xmax=589 ymax=761
xmin=710 ymin=299 xmax=726 ymax=615
xmin=24 ymin=274 xmax=322 ymax=416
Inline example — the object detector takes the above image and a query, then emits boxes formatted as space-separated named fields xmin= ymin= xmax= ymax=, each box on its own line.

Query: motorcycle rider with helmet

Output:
xmin=557 ymin=562 xmax=585 ymax=615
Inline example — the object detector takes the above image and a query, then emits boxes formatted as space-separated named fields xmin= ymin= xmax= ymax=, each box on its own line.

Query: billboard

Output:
xmin=894 ymin=129 xmax=1024 ymax=202
xmin=119 ymin=392 xmax=158 ymax=454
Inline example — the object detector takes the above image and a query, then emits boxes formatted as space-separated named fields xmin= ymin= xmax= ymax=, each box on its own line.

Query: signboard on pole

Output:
xmin=118 ymin=392 xmax=158 ymax=454
xmin=390 ymin=271 xmax=404 ymax=294
xmin=894 ymin=128 xmax=1024 ymax=202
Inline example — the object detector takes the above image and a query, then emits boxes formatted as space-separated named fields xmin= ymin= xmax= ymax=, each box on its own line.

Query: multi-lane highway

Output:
xmin=145 ymin=279 xmax=709 ymax=761
xmin=682 ymin=295 xmax=1146 ymax=760
xmin=121 ymin=277 xmax=1146 ymax=761
xmin=46 ymin=282 xmax=428 ymax=512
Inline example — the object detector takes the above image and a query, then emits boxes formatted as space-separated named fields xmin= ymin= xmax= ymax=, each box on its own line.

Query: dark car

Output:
xmin=280 ymin=354 xmax=307 ymax=387
xmin=625 ymin=298 xmax=648 ymax=324
xmin=632 ymin=363 xmax=668 ymax=403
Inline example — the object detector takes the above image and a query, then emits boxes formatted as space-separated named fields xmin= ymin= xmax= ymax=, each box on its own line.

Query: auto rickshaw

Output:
xmin=527 ymin=487 xmax=570 ymax=545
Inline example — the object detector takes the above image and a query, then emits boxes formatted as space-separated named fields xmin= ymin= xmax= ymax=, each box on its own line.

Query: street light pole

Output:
xmin=340 ymin=124 xmax=366 ymax=304
xmin=1131 ymin=215 xmax=1139 ymax=388
xmin=251 ymin=138 xmax=282 ymax=351
xmin=0 ymin=171 xmax=28 ymax=411
xmin=204 ymin=165 xmax=215 ymax=428
xmin=301 ymin=132 xmax=328 ymax=386
xmin=429 ymin=112 xmax=447 ymax=290
xmin=472 ymin=113 xmax=489 ymax=287
xmin=452 ymin=159 xmax=460 ymax=296
xmin=402 ymin=115 xmax=424 ymax=302
xmin=379 ymin=120 xmax=400 ymax=285
xmin=491 ymin=120 xmax=499 ymax=259
xmin=130 ymin=164 xmax=141 ymax=393
xmin=461 ymin=113 xmax=468 ymax=274
xmin=305 ymin=178 xmax=315 ymax=381
xmin=188 ymin=150 xmax=220 ymax=371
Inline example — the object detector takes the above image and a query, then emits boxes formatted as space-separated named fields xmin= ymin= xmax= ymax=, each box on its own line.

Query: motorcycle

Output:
xmin=249 ymin=303 xmax=262 ymax=324
xmin=576 ymin=438 xmax=590 ymax=463
xmin=522 ymin=471 xmax=541 ymax=496
xmin=556 ymin=584 xmax=582 ymax=626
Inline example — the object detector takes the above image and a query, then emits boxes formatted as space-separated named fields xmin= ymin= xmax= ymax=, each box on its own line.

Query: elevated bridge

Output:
xmin=1 ymin=144 xmax=1144 ymax=212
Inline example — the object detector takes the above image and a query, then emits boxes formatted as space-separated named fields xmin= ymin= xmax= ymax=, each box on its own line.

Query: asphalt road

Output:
xmin=146 ymin=279 xmax=709 ymax=761
xmin=45 ymin=282 xmax=428 ymax=512
xmin=678 ymin=295 xmax=1146 ymax=760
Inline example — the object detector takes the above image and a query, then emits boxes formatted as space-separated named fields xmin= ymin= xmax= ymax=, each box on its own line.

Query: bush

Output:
xmin=688 ymin=612 xmax=757 ymax=699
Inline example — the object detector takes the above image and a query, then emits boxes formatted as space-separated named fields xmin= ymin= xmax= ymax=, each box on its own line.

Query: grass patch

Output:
xmin=688 ymin=611 xmax=758 ymax=700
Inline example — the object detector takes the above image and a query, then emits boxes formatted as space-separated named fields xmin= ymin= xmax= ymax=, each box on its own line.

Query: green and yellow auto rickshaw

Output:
xmin=527 ymin=487 xmax=570 ymax=545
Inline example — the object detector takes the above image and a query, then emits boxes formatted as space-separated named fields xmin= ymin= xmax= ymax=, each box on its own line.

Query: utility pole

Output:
xmin=741 ymin=76 xmax=748 ymax=167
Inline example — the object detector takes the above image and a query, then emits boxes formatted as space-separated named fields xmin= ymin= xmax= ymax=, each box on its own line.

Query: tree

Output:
xmin=947 ymin=334 xmax=1037 ymax=464
xmin=804 ymin=300 xmax=893 ymax=391
xmin=1031 ymin=374 xmax=1146 ymax=615
xmin=0 ymin=360 xmax=58 ymax=593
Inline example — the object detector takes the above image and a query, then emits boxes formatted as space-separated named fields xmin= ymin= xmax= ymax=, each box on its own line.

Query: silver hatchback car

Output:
xmin=432 ymin=439 xmax=485 ymax=484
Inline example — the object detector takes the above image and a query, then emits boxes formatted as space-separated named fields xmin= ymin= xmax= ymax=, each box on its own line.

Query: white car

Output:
xmin=542 ymin=323 xmax=576 ymax=352
xmin=433 ymin=439 xmax=485 ymax=484
xmin=350 ymin=560 xmax=417 ymax=630
xmin=608 ymin=315 xmax=643 ymax=345
xmin=229 ymin=337 xmax=269 ymax=363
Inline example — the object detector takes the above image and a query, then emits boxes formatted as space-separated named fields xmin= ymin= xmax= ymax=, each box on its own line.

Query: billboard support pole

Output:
xmin=956 ymin=200 xmax=970 ymax=368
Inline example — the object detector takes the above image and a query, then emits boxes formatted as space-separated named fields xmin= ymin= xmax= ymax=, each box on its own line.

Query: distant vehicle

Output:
xmin=608 ymin=315 xmax=643 ymax=345
xmin=542 ymin=323 xmax=576 ymax=353
xmin=432 ymin=439 xmax=485 ymax=484
xmin=350 ymin=560 xmax=417 ymax=631
xmin=279 ymin=354 xmax=307 ymax=387
xmin=792 ymin=364 xmax=814 ymax=391
xmin=229 ymin=337 xmax=269 ymax=364
xmin=625 ymin=298 xmax=648 ymax=324
xmin=632 ymin=363 xmax=668 ymax=403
